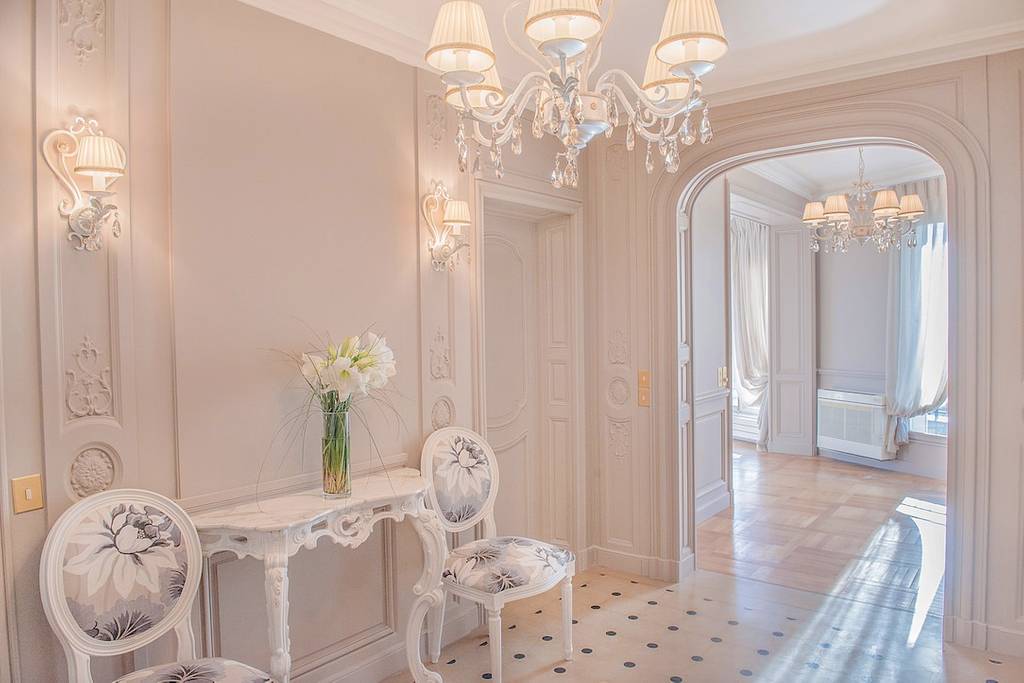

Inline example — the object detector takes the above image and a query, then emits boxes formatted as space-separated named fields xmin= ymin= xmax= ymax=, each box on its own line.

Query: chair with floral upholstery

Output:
xmin=40 ymin=488 xmax=274 ymax=683
xmin=421 ymin=427 xmax=575 ymax=682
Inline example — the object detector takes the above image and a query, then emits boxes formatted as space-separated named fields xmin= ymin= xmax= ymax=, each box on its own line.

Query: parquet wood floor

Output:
xmin=696 ymin=442 xmax=947 ymax=614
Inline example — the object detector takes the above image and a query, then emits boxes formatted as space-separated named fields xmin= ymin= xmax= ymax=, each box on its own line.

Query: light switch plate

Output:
xmin=11 ymin=474 xmax=44 ymax=514
xmin=638 ymin=370 xmax=651 ymax=389
xmin=638 ymin=387 xmax=652 ymax=407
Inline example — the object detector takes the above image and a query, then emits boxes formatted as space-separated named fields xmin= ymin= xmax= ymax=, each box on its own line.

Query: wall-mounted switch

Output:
xmin=638 ymin=370 xmax=652 ymax=407
xmin=638 ymin=370 xmax=651 ymax=389
xmin=11 ymin=474 xmax=44 ymax=514
xmin=717 ymin=366 xmax=729 ymax=388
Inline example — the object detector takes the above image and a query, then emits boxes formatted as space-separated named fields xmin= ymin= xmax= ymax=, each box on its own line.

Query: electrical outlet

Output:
xmin=11 ymin=474 xmax=44 ymax=514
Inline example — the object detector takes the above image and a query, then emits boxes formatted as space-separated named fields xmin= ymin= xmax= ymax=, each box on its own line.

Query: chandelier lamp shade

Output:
xmin=425 ymin=0 xmax=729 ymax=189
xmin=802 ymin=147 xmax=928 ymax=253
xmin=425 ymin=0 xmax=496 ymax=84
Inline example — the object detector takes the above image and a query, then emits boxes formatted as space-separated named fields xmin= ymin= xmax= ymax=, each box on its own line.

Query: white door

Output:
xmin=483 ymin=213 xmax=539 ymax=537
xmin=767 ymin=225 xmax=816 ymax=454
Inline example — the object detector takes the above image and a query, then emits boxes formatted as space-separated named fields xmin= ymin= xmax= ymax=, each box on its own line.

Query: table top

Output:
xmin=190 ymin=467 xmax=429 ymax=533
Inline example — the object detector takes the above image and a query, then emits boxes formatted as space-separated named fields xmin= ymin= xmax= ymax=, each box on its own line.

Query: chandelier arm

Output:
xmin=598 ymin=69 xmax=703 ymax=119
xmin=503 ymin=0 xmax=555 ymax=74
xmin=465 ymin=83 xmax=550 ymax=148
xmin=457 ymin=72 xmax=552 ymax=126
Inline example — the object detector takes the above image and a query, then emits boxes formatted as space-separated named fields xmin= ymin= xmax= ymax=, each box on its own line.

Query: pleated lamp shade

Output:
xmin=443 ymin=200 xmax=471 ymax=235
xmin=446 ymin=68 xmax=504 ymax=110
xmin=656 ymin=0 xmax=729 ymax=67
xmin=426 ymin=1 xmax=495 ymax=76
xmin=802 ymin=202 xmax=825 ymax=224
xmin=642 ymin=45 xmax=691 ymax=102
xmin=872 ymin=189 xmax=900 ymax=218
xmin=524 ymin=0 xmax=603 ymax=45
xmin=898 ymin=193 xmax=926 ymax=219
xmin=74 ymin=135 xmax=127 ymax=179
xmin=823 ymin=194 xmax=850 ymax=220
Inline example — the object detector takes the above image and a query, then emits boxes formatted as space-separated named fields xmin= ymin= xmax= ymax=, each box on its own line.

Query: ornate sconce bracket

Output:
xmin=421 ymin=181 xmax=470 ymax=272
xmin=42 ymin=116 xmax=124 ymax=252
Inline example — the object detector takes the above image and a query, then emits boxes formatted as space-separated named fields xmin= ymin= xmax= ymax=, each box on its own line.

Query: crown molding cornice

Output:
xmin=708 ymin=21 xmax=1024 ymax=105
xmin=237 ymin=0 xmax=427 ymax=69
xmin=238 ymin=2 xmax=1024 ymax=105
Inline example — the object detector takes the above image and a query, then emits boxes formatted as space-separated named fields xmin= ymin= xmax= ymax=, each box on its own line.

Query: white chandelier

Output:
xmin=425 ymin=0 xmax=729 ymax=189
xmin=802 ymin=148 xmax=926 ymax=254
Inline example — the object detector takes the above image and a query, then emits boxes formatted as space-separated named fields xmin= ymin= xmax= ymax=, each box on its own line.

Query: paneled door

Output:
xmin=767 ymin=225 xmax=816 ymax=455
xmin=483 ymin=213 xmax=540 ymax=537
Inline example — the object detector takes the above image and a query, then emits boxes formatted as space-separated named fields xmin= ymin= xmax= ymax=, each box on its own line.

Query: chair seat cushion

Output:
xmin=114 ymin=657 xmax=272 ymax=683
xmin=444 ymin=536 xmax=573 ymax=594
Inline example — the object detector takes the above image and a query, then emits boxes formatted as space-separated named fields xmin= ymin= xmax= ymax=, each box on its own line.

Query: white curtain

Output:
xmin=883 ymin=176 xmax=948 ymax=453
xmin=730 ymin=215 xmax=771 ymax=450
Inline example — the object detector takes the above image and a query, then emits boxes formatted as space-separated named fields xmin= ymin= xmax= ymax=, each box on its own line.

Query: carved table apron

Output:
xmin=190 ymin=468 xmax=447 ymax=683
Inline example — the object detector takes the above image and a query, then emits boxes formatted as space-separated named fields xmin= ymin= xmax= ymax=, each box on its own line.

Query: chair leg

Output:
xmin=561 ymin=576 xmax=574 ymax=661
xmin=428 ymin=595 xmax=446 ymax=664
xmin=487 ymin=607 xmax=503 ymax=683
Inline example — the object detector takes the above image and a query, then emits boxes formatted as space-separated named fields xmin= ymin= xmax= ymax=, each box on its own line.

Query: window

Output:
xmin=910 ymin=401 xmax=947 ymax=437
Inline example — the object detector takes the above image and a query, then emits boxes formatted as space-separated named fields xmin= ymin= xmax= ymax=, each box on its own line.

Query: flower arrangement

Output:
xmin=297 ymin=333 xmax=396 ymax=497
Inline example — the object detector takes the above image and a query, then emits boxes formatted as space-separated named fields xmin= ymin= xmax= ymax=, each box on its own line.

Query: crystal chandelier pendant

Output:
xmin=700 ymin=107 xmax=714 ymax=144
xmin=681 ymin=113 xmax=696 ymax=146
xmin=645 ymin=141 xmax=654 ymax=174
xmin=455 ymin=118 xmax=469 ymax=173
xmin=626 ymin=118 xmax=636 ymax=151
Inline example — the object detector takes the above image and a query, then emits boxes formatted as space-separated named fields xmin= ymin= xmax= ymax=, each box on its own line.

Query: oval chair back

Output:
xmin=39 ymin=489 xmax=202 ymax=680
xmin=420 ymin=427 xmax=499 ymax=540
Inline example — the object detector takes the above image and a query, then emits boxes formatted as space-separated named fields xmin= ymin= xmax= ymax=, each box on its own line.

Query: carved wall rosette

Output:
xmin=69 ymin=447 xmax=117 ymax=498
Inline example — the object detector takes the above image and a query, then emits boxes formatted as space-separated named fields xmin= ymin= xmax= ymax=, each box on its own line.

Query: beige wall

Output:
xmin=0 ymin=0 xmax=580 ymax=680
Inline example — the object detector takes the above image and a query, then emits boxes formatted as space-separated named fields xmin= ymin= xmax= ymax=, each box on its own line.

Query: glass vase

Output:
xmin=322 ymin=408 xmax=351 ymax=498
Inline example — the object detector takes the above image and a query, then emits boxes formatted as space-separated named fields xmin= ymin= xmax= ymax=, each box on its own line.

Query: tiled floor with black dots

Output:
xmin=388 ymin=567 xmax=1024 ymax=682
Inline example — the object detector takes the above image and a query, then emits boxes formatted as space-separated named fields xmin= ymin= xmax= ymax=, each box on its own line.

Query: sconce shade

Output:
xmin=823 ymin=194 xmax=850 ymax=220
xmin=426 ymin=1 xmax=496 ymax=77
xmin=443 ymin=200 xmax=471 ymax=235
xmin=642 ymin=45 xmax=691 ymax=102
xmin=656 ymin=0 xmax=729 ymax=67
xmin=74 ymin=134 xmax=127 ymax=178
xmin=446 ymin=68 xmax=504 ymax=110
xmin=872 ymin=189 xmax=900 ymax=218
xmin=802 ymin=201 xmax=825 ymax=224
xmin=524 ymin=0 xmax=603 ymax=45
xmin=897 ymin=193 xmax=925 ymax=219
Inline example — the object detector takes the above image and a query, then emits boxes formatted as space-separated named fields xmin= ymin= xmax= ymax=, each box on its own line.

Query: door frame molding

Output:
xmin=470 ymin=181 xmax=586 ymax=560
xmin=647 ymin=101 xmax=991 ymax=651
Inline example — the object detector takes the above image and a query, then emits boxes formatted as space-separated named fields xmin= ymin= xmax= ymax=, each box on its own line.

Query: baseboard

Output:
xmin=947 ymin=615 xmax=1024 ymax=658
xmin=694 ymin=480 xmax=731 ymax=523
xmin=296 ymin=603 xmax=480 ymax=682
xmin=585 ymin=545 xmax=681 ymax=582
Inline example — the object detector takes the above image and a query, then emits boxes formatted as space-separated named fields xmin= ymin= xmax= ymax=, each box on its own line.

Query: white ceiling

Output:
xmin=742 ymin=145 xmax=943 ymax=199
xmin=240 ymin=0 xmax=1024 ymax=101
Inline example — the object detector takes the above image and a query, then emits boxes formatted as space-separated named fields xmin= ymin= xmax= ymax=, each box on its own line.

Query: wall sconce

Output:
xmin=421 ymin=181 xmax=471 ymax=271
xmin=42 ymin=116 xmax=127 ymax=252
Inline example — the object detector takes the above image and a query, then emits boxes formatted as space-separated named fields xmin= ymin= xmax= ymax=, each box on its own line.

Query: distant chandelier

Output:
xmin=425 ymin=0 xmax=728 ymax=189
xmin=802 ymin=148 xmax=926 ymax=254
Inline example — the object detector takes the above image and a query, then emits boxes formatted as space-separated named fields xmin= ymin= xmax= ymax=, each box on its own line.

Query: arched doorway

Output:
xmin=644 ymin=103 xmax=992 ymax=649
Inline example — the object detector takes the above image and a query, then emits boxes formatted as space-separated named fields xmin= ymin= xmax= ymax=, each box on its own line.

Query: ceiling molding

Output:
xmin=743 ymin=163 xmax=817 ymax=200
xmin=708 ymin=22 xmax=1024 ymax=105
xmin=237 ymin=2 xmax=1024 ymax=106
xmin=237 ymin=0 xmax=427 ymax=69
xmin=814 ymin=158 xmax=945 ymax=197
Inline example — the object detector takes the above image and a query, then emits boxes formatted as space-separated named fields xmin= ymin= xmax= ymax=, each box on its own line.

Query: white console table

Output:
xmin=190 ymin=468 xmax=447 ymax=683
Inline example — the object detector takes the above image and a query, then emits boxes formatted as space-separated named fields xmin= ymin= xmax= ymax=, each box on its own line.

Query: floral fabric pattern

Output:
xmin=432 ymin=435 xmax=493 ymax=525
xmin=62 ymin=502 xmax=189 ymax=642
xmin=443 ymin=536 xmax=573 ymax=594
xmin=114 ymin=657 xmax=271 ymax=683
